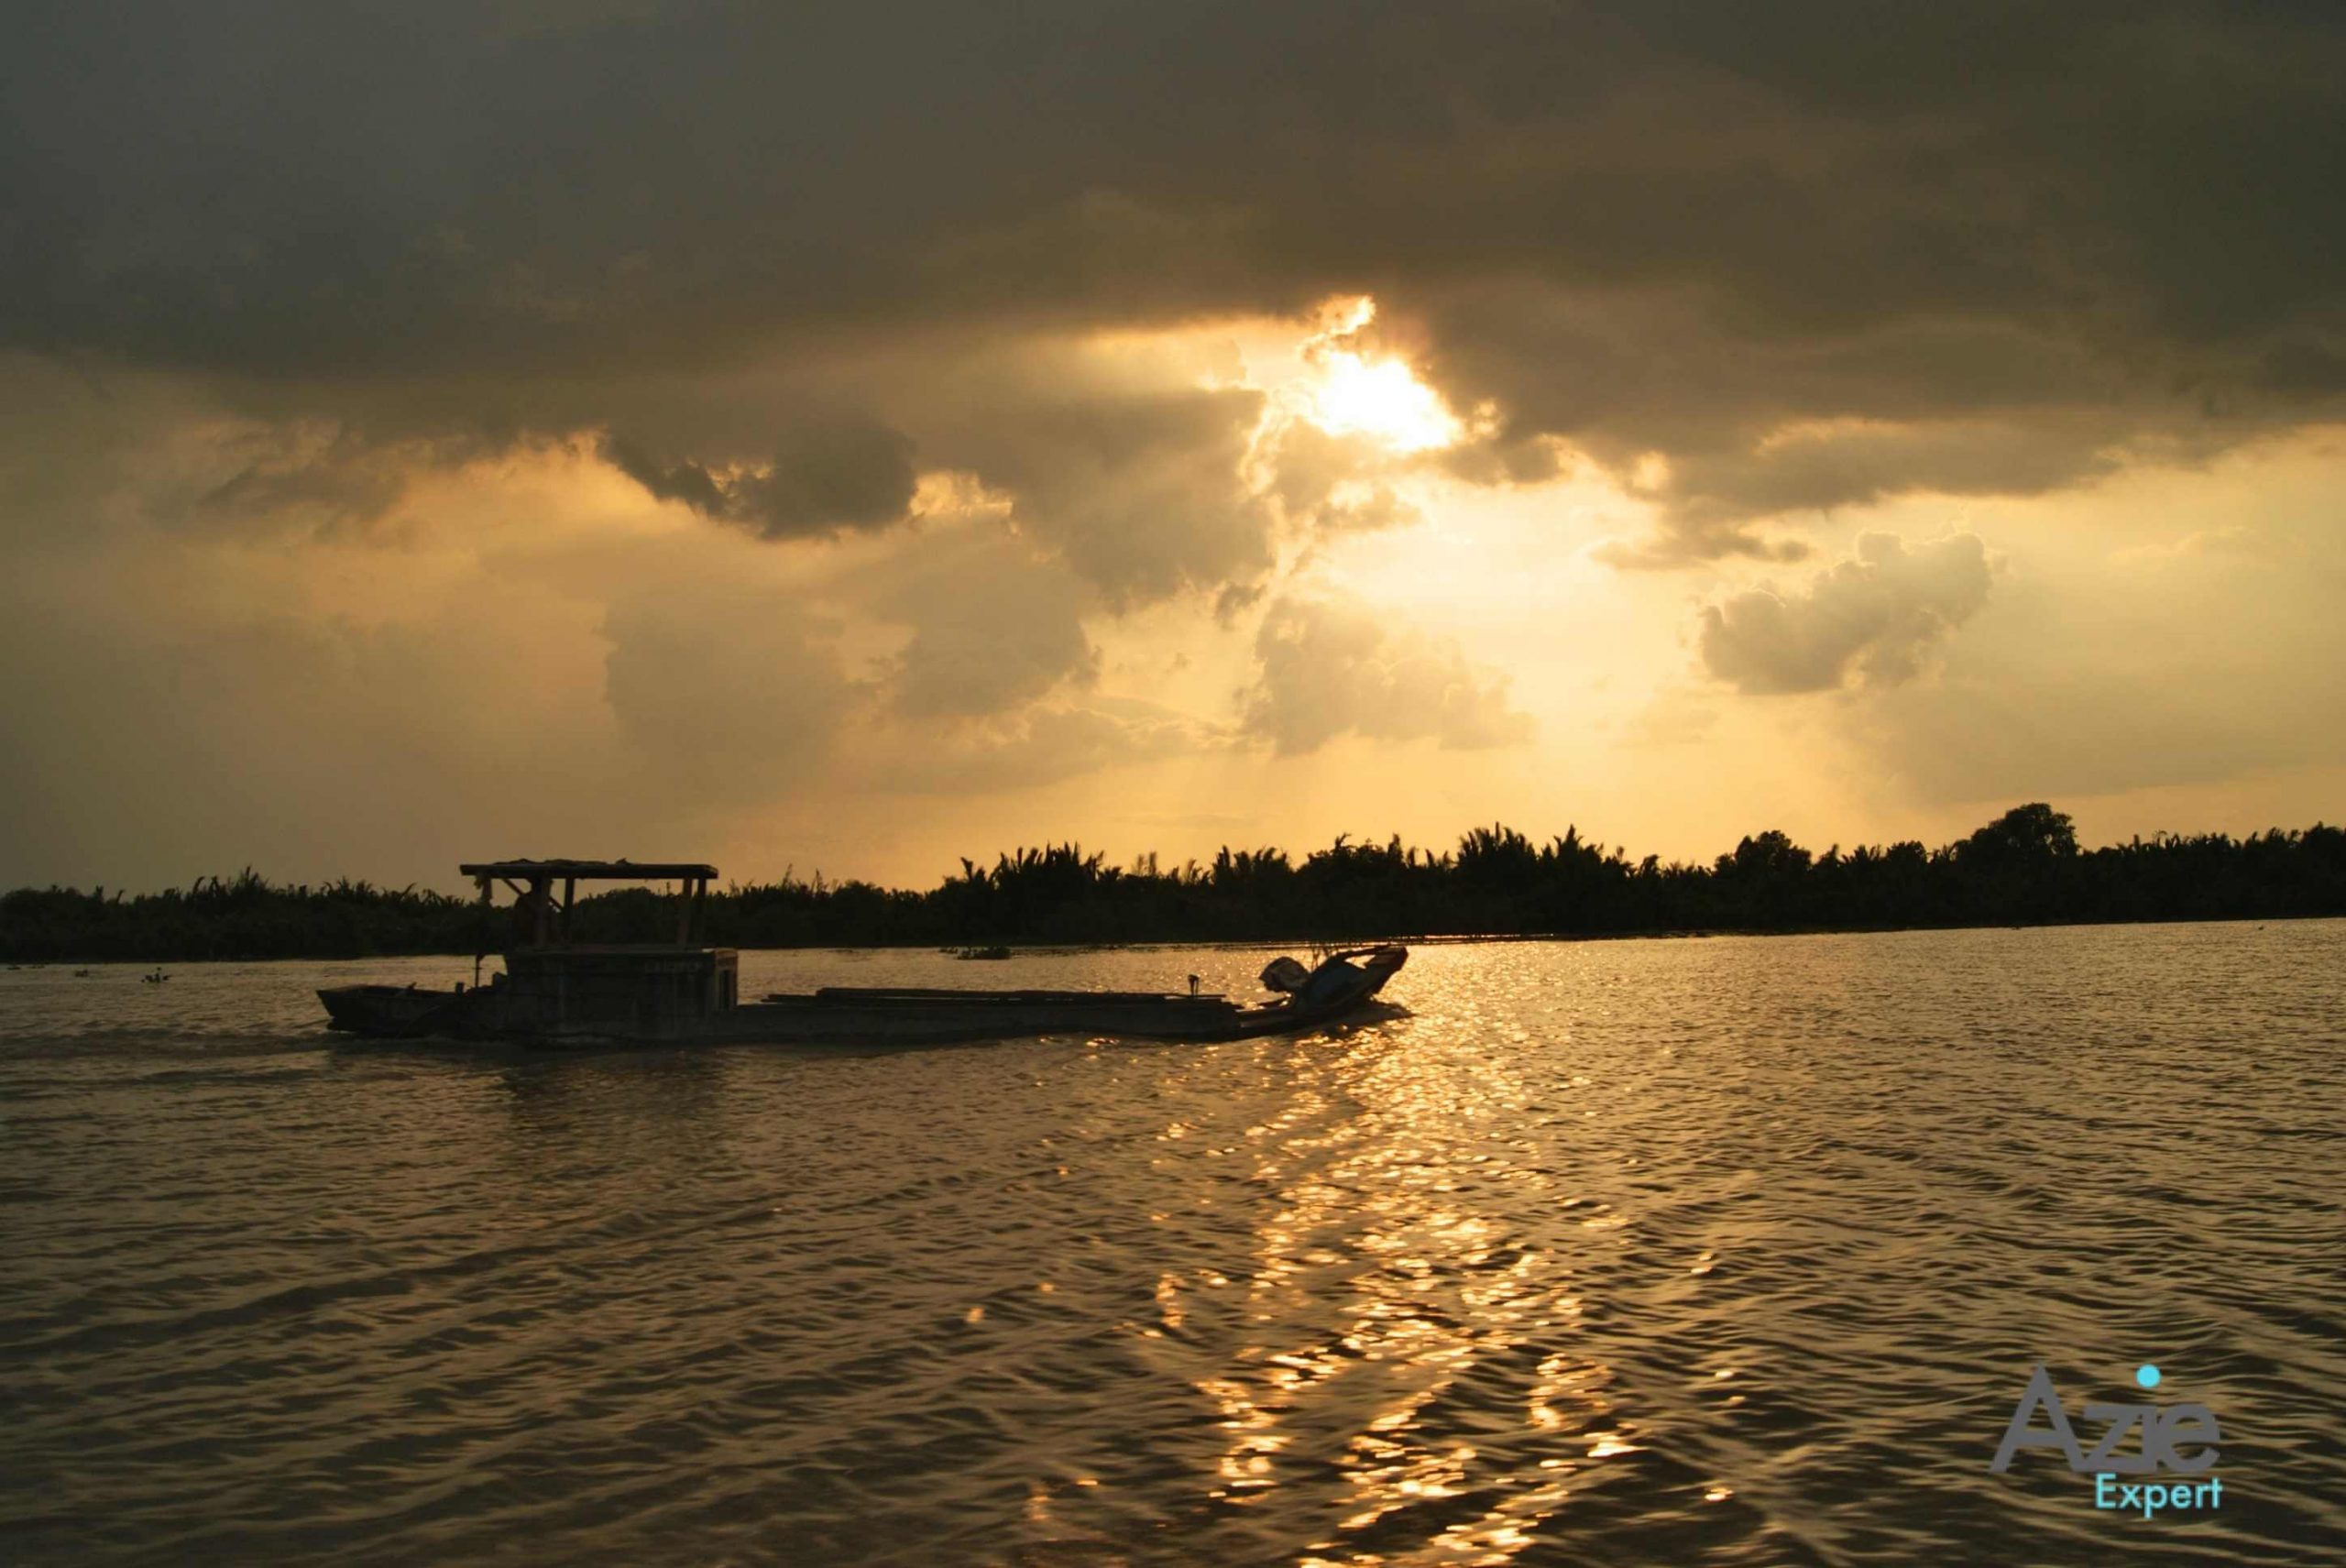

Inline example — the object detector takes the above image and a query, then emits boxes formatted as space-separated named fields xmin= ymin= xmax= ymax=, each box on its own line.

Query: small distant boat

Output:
xmin=955 ymin=945 xmax=1013 ymax=960
xmin=319 ymin=858 xmax=1408 ymax=1048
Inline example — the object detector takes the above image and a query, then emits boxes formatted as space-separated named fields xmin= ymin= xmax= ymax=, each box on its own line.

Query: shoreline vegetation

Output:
xmin=3 ymin=806 xmax=2341 ymax=965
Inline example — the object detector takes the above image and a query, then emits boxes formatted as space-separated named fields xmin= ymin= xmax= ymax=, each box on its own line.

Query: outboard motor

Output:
xmin=1259 ymin=956 xmax=1312 ymax=993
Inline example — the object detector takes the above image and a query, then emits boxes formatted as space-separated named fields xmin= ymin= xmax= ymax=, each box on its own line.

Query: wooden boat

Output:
xmin=318 ymin=859 xmax=1407 ymax=1048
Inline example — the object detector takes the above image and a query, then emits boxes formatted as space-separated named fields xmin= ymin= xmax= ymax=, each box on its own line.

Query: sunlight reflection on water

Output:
xmin=2 ymin=923 xmax=2342 ymax=1565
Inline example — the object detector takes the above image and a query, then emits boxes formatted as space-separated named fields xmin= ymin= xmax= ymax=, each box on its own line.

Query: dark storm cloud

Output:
xmin=5 ymin=2 xmax=2343 ymax=560
xmin=599 ymin=416 xmax=917 ymax=539
xmin=932 ymin=384 xmax=1275 ymax=605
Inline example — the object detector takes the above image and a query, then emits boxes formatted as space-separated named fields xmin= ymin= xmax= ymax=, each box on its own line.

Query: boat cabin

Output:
xmin=462 ymin=860 xmax=739 ymax=1040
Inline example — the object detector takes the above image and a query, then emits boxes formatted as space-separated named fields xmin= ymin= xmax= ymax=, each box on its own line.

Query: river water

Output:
xmin=2 ymin=922 xmax=2341 ymax=1565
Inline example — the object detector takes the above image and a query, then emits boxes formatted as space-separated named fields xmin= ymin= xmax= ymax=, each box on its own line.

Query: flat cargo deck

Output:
xmin=714 ymin=993 xmax=1253 ymax=1047
xmin=797 ymin=985 xmax=1228 ymax=1004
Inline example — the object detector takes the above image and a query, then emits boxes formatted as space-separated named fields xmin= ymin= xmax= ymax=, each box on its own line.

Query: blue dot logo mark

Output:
xmin=2136 ymin=1364 xmax=2162 ymax=1389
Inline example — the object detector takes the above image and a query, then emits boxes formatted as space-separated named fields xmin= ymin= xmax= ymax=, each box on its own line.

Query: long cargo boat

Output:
xmin=318 ymin=859 xmax=1407 ymax=1048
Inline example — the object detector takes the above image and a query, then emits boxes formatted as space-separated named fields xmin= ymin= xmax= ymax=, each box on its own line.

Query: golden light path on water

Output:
xmin=2 ymin=924 xmax=2343 ymax=1564
xmin=1159 ymin=974 xmax=1654 ymax=1566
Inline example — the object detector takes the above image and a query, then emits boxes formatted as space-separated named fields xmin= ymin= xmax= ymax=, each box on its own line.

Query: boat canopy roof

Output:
xmin=459 ymin=859 xmax=718 ymax=882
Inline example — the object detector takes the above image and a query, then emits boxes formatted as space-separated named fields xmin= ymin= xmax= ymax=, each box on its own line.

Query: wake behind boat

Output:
xmin=318 ymin=858 xmax=1406 ymax=1048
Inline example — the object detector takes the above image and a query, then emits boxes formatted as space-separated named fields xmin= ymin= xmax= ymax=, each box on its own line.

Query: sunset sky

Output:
xmin=5 ymin=3 xmax=2342 ymax=893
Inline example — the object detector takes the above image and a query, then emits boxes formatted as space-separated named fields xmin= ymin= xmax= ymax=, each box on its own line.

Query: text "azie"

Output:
xmin=1990 ymin=1364 xmax=2225 ymax=1520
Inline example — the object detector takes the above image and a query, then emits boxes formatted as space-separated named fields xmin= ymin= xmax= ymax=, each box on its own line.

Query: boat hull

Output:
xmin=318 ymin=983 xmax=485 ymax=1038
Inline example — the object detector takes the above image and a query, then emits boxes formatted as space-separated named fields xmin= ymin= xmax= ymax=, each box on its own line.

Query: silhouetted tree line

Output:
xmin=5 ymin=806 xmax=2342 ymax=962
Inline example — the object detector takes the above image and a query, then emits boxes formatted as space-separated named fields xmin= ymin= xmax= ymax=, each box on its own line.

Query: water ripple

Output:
xmin=2 ymin=923 xmax=2341 ymax=1563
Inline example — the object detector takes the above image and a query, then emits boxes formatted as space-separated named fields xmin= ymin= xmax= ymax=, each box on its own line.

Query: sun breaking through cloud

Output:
xmin=4 ymin=4 xmax=2343 ymax=890
xmin=1295 ymin=298 xmax=1466 ymax=455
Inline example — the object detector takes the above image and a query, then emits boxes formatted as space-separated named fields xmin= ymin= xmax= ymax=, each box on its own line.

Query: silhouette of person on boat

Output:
xmin=510 ymin=879 xmax=557 ymax=948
